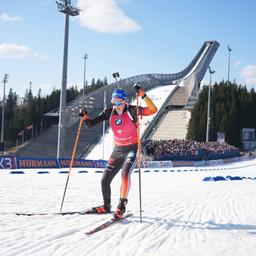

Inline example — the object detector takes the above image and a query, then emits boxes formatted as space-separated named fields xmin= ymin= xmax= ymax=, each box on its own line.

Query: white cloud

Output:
xmin=0 ymin=43 xmax=48 ymax=60
xmin=240 ymin=65 xmax=256 ymax=85
xmin=0 ymin=13 xmax=23 ymax=22
xmin=77 ymin=0 xmax=141 ymax=33
xmin=235 ymin=60 xmax=241 ymax=67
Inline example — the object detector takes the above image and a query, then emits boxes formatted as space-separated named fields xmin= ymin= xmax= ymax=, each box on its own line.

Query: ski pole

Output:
xmin=112 ymin=72 xmax=121 ymax=88
xmin=136 ymin=92 xmax=143 ymax=223
xmin=60 ymin=117 xmax=84 ymax=212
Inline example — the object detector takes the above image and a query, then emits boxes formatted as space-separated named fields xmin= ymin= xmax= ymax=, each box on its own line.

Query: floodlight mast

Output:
xmin=56 ymin=0 xmax=80 ymax=16
xmin=56 ymin=0 xmax=80 ymax=158
xmin=227 ymin=45 xmax=232 ymax=84
xmin=83 ymin=54 xmax=88 ymax=96
xmin=206 ymin=67 xmax=216 ymax=143
xmin=1 ymin=74 xmax=9 ymax=143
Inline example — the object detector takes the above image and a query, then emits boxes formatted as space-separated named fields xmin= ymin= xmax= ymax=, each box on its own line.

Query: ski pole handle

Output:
xmin=112 ymin=72 xmax=120 ymax=79
xmin=134 ymin=83 xmax=141 ymax=92
xmin=112 ymin=72 xmax=121 ymax=88
xmin=134 ymin=83 xmax=146 ymax=98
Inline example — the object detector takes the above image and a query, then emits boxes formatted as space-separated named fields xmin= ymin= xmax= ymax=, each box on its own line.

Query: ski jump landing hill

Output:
xmin=14 ymin=41 xmax=219 ymax=160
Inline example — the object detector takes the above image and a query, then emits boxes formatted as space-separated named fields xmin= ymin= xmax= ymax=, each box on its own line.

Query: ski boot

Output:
xmin=86 ymin=204 xmax=111 ymax=214
xmin=114 ymin=198 xmax=128 ymax=219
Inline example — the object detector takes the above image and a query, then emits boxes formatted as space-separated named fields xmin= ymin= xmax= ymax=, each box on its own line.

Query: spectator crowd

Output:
xmin=143 ymin=139 xmax=240 ymax=161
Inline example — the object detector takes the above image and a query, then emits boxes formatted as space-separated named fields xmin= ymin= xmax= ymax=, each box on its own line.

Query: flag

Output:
xmin=26 ymin=124 xmax=33 ymax=130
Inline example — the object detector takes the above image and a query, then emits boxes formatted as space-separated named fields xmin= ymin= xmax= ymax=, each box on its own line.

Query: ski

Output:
xmin=15 ymin=211 xmax=91 ymax=216
xmin=85 ymin=213 xmax=133 ymax=235
xmin=2 ymin=210 xmax=113 ymax=216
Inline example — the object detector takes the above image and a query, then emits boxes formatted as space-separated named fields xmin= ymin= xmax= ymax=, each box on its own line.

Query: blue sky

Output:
xmin=1 ymin=0 xmax=256 ymax=98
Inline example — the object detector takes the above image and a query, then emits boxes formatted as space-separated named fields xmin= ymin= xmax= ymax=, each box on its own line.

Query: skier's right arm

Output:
xmin=79 ymin=107 xmax=112 ymax=127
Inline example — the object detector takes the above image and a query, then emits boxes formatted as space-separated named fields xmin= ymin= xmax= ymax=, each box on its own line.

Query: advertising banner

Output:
xmin=16 ymin=157 xmax=107 ymax=169
xmin=58 ymin=158 xmax=95 ymax=168
xmin=207 ymin=159 xmax=224 ymax=166
xmin=93 ymin=160 xmax=107 ymax=168
xmin=58 ymin=159 xmax=107 ymax=168
xmin=241 ymin=128 xmax=255 ymax=141
xmin=0 ymin=157 xmax=17 ymax=169
xmin=217 ymin=132 xmax=225 ymax=144
xmin=17 ymin=157 xmax=59 ymax=169
xmin=172 ymin=161 xmax=195 ymax=167
xmin=142 ymin=161 xmax=173 ymax=168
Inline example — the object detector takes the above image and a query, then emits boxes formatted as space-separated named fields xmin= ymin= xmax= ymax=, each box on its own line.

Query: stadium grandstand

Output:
xmin=14 ymin=40 xmax=220 ymax=159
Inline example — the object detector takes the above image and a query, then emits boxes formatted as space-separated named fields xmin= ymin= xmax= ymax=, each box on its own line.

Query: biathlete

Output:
xmin=79 ymin=84 xmax=157 ymax=219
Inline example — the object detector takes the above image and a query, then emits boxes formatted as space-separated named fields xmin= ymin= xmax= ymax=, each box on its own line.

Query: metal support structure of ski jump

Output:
xmin=44 ymin=41 xmax=219 ymax=127
xmin=17 ymin=41 xmax=219 ymax=158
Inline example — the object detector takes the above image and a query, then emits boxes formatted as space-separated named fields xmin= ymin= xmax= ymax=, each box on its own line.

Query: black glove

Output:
xmin=133 ymin=83 xmax=141 ymax=92
xmin=79 ymin=108 xmax=88 ymax=119
xmin=134 ymin=83 xmax=146 ymax=98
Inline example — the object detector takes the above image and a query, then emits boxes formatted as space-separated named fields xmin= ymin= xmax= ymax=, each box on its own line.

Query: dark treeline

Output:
xmin=187 ymin=81 xmax=256 ymax=147
xmin=0 ymin=77 xmax=108 ymax=149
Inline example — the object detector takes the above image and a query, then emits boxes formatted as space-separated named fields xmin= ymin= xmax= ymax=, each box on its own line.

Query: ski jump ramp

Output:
xmin=87 ymin=41 xmax=220 ymax=160
xmin=17 ymin=41 xmax=219 ymax=158
xmin=46 ymin=40 xmax=220 ymax=127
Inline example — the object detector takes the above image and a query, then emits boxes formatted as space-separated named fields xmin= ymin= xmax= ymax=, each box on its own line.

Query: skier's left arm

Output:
xmin=140 ymin=95 xmax=158 ymax=116
xmin=134 ymin=85 xmax=158 ymax=116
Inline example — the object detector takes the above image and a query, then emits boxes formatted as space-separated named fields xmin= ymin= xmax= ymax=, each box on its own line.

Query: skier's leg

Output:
xmin=101 ymin=147 xmax=124 ymax=208
xmin=120 ymin=145 xmax=137 ymax=199
xmin=115 ymin=145 xmax=137 ymax=218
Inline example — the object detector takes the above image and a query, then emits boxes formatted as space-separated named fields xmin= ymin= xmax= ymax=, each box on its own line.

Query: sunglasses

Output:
xmin=112 ymin=101 xmax=124 ymax=107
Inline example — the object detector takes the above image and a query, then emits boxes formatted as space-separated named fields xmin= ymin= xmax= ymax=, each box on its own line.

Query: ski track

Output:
xmin=1 ymin=161 xmax=256 ymax=256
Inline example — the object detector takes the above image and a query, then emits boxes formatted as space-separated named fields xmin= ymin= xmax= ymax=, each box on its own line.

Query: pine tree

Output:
xmin=187 ymin=85 xmax=208 ymax=141
xmin=187 ymin=81 xmax=256 ymax=147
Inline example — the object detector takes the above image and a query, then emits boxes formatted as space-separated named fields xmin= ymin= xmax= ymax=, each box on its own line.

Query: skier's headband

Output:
xmin=112 ymin=90 xmax=126 ymax=100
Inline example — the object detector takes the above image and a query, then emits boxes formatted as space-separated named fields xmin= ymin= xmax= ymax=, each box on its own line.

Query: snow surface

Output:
xmin=1 ymin=84 xmax=256 ymax=255
xmin=1 ymin=159 xmax=256 ymax=256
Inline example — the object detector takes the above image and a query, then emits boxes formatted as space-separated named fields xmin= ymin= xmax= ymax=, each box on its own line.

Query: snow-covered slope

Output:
xmin=1 ymin=158 xmax=256 ymax=256
xmin=1 ymin=84 xmax=256 ymax=256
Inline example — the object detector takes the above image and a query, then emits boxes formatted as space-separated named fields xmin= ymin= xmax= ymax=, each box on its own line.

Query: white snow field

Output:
xmin=1 ymin=158 xmax=256 ymax=256
xmin=1 ymin=84 xmax=256 ymax=255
